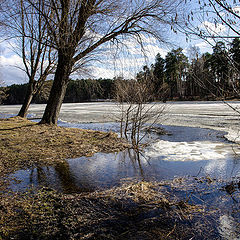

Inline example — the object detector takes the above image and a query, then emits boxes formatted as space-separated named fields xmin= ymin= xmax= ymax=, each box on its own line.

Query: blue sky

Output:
xmin=0 ymin=33 xmax=213 ymax=86
xmin=0 ymin=0 xmax=237 ymax=86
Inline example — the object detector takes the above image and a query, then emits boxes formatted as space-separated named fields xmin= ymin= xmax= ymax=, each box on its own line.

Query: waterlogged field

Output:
xmin=1 ymin=101 xmax=240 ymax=239
xmin=1 ymin=101 xmax=240 ymax=188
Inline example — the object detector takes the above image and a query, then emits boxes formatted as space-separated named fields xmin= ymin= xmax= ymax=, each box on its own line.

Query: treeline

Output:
xmin=137 ymin=38 xmax=240 ymax=101
xmin=1 ymin=38 xmax=240 ymax=105
xmin=0 ymin=79 xmax=114 ymax=104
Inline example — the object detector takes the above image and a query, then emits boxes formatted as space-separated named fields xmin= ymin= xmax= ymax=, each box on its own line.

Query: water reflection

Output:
xmin=219 ymin=215 xmax=240 ymax=240
xmin=8 ymin=129 xmax=240 ymax=239
xmin=9 ymin=146 xmax=240 ymax=194
xmin=9 ymin=149 xmax=148 ymax=193
xmin=54 ymin=161 xmax=95 ymax=193
xmin=10 ymin=162 xmax=95 ymax=193
xmin=3 ymin=112 xmax=240 ymax=238
xmin=8 ymin=124 xmax=240 ymax=193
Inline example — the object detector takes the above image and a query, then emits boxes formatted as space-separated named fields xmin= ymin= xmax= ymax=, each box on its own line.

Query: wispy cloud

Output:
xmin=200 ymin=21 xmax=226 ymax=36
xmin=0 ymin=53 xmax=27 ymax=85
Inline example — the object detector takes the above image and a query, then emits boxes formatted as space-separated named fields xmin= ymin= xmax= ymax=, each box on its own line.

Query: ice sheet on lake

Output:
xmin=145 ymin=140 xmax=230 ymax=161
xmin=225 ymin=128 xmax=240 ymax=143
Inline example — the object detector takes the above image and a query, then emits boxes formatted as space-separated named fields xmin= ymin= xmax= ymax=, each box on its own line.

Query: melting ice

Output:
xmin=145 ymin=140 xmax=234 ymax=161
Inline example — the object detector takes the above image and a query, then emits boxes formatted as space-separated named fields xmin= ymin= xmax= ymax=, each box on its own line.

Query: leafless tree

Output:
xmin=17 ymin=0 xmax=57 ymax=118
xmin=0 ymin=0 xmax=57 ymax=117
xmin=22 ymin=0 xmax=184 ymax=125
xmin=114 ymin=78 xmax=166 ymax=149
xmin=180 ymin=1 xmax=240 ymax=111
xmin=0 ymin=79 xmax=8 ymax=104
xmin=0 ymin=0 xmax=7 ymax=27
xmin=1 ymin=0 xmax=57 ymax=117
xmin=183 ymin=0 xmax=240 ymax=41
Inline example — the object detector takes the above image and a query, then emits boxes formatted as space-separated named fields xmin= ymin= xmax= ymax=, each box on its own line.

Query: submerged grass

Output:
xmin=0 ymin=180 xmax=221 ymax=240
xmin=0 ymin=117 xmax=129 ymax=177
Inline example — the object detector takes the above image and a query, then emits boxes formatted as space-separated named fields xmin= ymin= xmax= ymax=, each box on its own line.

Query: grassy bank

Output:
xmin=0 ymin=180 xmax=220 ymax=240
xmin=0 ymin=117 xmax=129 ymax=177
xmin=0 ymin=117 xmax=237 ymax=239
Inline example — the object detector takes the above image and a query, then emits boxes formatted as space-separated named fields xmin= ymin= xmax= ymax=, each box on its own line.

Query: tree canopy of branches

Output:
xmin=1 ymin=0 xmax=56 ymax=117
xmin=18 ymin=0 xmax=56 ymax=117
xmin=183 ymin=0 xmax=240 ymax=40
xmin=3 ymin=38 xmax=240 ymax=104
xmin=22 ymin=0 xmax=183 ymax=124
xmin=114 ymin=78 xmax=165 ymax=148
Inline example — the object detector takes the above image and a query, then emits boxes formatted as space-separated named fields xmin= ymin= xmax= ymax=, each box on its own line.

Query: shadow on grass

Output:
xmin=0 ymin=180 xmax=224 ymax=240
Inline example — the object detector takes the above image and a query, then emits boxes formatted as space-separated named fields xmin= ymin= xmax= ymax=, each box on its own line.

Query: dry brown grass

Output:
xmin=0 ymin=180 xmax=219 ymax=240
xmin=0 ymin=117 xmax=129 ymax=177
xmin=0 ymin=118 xmax=236 ymax=240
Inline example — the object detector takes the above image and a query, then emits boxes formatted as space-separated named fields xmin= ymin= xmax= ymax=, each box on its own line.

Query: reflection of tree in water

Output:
xmin=30 ymin=166 xmax=49 ymax=185
xmin=218 ymin=180 xmax=240 ymax=239
xmin=29 ymin=161 xmax=94 ymax=193
xmin=54 ymin=161 xmax=94 ymax=193
xmin=230 ymin=153 xmax=240 ymax=178
xmin=117 ymin=149 xmax=149 ymax=180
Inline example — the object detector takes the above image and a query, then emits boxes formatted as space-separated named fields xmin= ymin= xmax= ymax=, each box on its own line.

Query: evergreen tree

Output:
xmin=210 ymin=42 xmax=230 ymax=96
xmin=229 ymin=38 xmax=240 ymax=88
xmin=230 ymin=38 xmax=240 ymax=68
xmin=153 ymin=53 xmax=165 ymax=98
xmin=165 ymin=48 xmax=188 ymax=98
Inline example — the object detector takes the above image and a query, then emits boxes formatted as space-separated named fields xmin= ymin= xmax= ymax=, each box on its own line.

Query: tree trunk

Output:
xmin=40 ymin=54 xmax=73 ymax=125
xmin=18 ymin=83 xmax=34 ymax=118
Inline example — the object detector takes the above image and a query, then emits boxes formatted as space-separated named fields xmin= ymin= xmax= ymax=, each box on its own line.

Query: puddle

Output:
xmin=8 ymin=124 xmax=240 ymax=193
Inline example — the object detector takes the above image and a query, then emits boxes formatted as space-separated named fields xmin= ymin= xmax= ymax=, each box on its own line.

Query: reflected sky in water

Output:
xmin=9 ymin=124 xmax=240 ymax=192
xmin=6 ymin=123 xmax=240 ymax=239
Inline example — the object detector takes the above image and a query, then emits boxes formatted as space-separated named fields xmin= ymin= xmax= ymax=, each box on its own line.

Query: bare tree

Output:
xmin=16 ymin=0 xmax=56 ymax=118
xmin=0 ymin=0 xmax=57 ymax=117
xmin=0 ymin=0 xmax=7 ymax=27
xmin=0 ymin=79 xmax=8 ymax=104
xmin=23 ymin=0 xmax=183 ymax=125
xmin=183 ymin=0 xmax=240 ymax=40
xmin=181 ymin=1 xmax=240 ymax=108
xmin=114 ymin=78 xmax=166 ymax=149
xmin=202 ymin=0 xmax=240 ymax=39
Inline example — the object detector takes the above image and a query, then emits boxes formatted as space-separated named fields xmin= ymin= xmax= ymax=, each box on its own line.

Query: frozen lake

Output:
xmin=1 ymin=101 xmax=240 ymax=130
xmin=9 ymin=124 xmax=240 ymax=192
xmin=2 ymin=101 xmax=240 ymax=191
xmin=2 ymin=101 xmax=240 ymax=187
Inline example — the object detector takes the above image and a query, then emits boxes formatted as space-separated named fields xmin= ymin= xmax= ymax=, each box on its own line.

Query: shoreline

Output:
xmin=0 ymin=117 xmax=129 ymax=178
xmin=0 ymin=114 xmax=239 ymax=239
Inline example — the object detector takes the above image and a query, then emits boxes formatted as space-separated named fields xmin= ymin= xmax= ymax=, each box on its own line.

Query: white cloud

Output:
xmin=92 ymin=66 xmax=116 ymax=79
xmin=195 ymin=41 xmax=213 ymax=53
xmin=1 ymin=55 xmax=22 ymax=66
xmin=195 ymin=41 xmax=208 ymax=49
xmin=201 ymin=21 xmax=226 ymax=36
xmin=86 ymin=36 xmax=169 ymax=79
xmin=0 ymin=39 xmax=19 ymax=56
xmin=0 ymin=34 xmax=170 ymax=84
xmin=0 ymin=54 xmax=27 ymax=85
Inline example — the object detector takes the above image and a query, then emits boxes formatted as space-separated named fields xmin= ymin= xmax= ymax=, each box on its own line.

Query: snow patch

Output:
xmin=225 ymin=128 xmax=240 ymax=143
xmin=145 ymin=140 xmax=229 ymax=161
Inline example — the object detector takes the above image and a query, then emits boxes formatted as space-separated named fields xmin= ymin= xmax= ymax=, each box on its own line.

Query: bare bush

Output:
xmin=114 ymin=78 xmax=166 ymax=149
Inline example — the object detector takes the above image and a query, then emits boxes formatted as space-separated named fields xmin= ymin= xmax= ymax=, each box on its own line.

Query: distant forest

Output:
xmin=0 ymin=78 xmax=114 ymax=104
xmin=1 ymin=38 xmax=240 ymax=105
